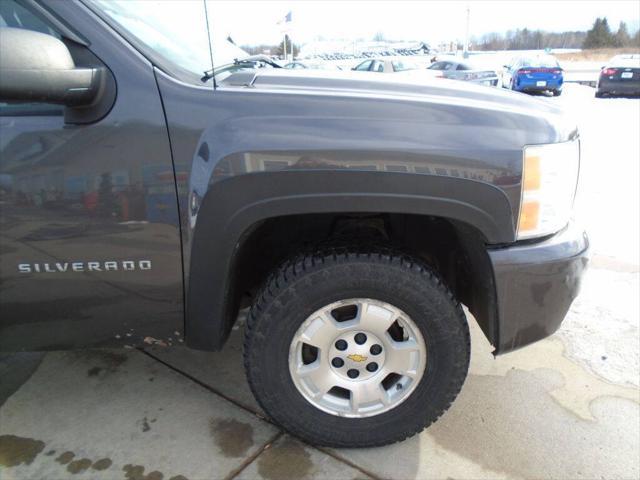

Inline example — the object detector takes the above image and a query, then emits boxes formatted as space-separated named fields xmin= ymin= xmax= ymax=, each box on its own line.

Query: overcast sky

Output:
xmin=209 ymin=0 xmax=640 ymax=46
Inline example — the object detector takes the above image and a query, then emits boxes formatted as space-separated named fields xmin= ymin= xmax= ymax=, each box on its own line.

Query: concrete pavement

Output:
xmin=1 ymin=281 xmax=638 ymax=480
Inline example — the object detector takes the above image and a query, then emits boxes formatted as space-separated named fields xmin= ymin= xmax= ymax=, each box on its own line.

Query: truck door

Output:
xmin=0 ymin=0 xmax=184 ymax=350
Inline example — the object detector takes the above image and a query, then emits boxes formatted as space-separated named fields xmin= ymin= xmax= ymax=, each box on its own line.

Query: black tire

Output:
xmin=243 ymin=248 xmax=470 ymax=447
xmin=553 ymin=90 xmax=562 ymax=97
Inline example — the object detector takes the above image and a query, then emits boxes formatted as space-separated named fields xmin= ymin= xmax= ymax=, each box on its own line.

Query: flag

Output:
xmin=278 ymin=11 xmax=292 ymax=24
xmin=278 ymin=11 xmax=293 ymax=34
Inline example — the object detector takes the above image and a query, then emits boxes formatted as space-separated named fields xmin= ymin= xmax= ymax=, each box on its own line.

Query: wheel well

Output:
xmin=231 ymin=212 xmax=498 ymax=348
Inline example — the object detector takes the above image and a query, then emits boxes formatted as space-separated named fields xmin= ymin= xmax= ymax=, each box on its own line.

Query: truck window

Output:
xmin=88 ymin=0 xmax=217 ymax=84
xmin=0 ymin=0 xmax=63 ymax=116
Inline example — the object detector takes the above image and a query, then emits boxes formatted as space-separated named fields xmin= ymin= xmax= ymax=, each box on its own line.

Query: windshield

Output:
xmin=392 ymin=60 xmax=414 ymax=72
xmin=89 ymin=0 xmax=249 ymax=82
xmin=521 ymin=56 xmax=560 ymax=68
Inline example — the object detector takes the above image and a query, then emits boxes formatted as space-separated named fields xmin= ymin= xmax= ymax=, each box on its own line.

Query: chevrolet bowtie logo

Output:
xmin=347 ymin=354 xmax=367 ymax=363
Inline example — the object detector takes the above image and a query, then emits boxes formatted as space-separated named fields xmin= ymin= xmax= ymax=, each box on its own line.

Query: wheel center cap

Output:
xmin=329 ymin=330 xmax=386 ymax=381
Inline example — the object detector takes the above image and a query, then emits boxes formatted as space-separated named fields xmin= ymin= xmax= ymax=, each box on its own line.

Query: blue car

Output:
xmin=502 ymin=55 xmax=564 ymax=96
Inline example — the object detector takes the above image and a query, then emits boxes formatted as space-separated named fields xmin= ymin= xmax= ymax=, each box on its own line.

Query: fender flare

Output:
xmin=185 ymin=170 xmax=514 ymax=350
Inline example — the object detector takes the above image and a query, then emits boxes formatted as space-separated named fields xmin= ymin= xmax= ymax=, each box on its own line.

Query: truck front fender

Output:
xmin=186 ymin=169 xmax=513 ymax=350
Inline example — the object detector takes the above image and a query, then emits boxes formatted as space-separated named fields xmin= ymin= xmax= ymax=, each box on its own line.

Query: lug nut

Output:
xmin=366 ymin=362 xmax=378 ymax=372
xmin=370 ymin=344 xmax=382 ymax=355
xmin=331 ymin=357 xmax=344 ymax=368
xmin=335 ymin=339 xmax=348 ymax=351
xmin=354 ymin=333 xmax=367 ymax=345
xmin=347 ymin=369 xmax=360 ymax=379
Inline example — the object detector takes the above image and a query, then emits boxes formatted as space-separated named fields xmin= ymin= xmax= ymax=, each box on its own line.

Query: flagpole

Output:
xmin=279 ymin=11 xmax=292 ymax=61
xmin=283 ymin=34 xmax=287 ymax=61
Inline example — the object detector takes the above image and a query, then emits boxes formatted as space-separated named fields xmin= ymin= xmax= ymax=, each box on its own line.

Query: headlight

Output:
xmin=517 ymin=139 xmax=580 ymax=240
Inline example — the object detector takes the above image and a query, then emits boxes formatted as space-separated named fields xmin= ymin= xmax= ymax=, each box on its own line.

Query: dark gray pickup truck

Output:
xmin=0 ymin=0 xmax=588 ymax=447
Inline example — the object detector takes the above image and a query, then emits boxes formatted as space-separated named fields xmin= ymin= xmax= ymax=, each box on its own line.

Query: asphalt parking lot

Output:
xmin=1 ymin=84 xmax=639 ymax=480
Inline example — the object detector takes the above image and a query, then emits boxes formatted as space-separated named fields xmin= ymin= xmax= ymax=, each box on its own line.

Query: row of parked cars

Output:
xmin=288 ymin=54 xmax=564 ymax=93
xmin=305 ymin=47 xmax=429 ymax=62
xmin=352 ymin=53 xmax=640 ymax=98
xmin=245 ymin=50 xmax=639 ymax=99
xmin=348 ymin=57 xmax=500 ymax=86
xmin=502 ymin=53 xmax=640 ymax=98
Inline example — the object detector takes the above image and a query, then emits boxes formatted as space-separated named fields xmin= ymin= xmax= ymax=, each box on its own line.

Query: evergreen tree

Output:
xmin=583 ymin=17 xmax=615 ymax=49
xmin=614 ymin=21 xmax=631 ymax=47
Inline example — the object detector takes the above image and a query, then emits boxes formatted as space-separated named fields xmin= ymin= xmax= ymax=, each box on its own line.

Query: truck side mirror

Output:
xmin=0 ymin=27 xmax=105 ymax=107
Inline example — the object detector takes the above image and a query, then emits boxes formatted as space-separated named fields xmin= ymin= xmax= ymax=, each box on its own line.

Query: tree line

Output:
xmin=473 ymin=18 xmax=640 ymax=51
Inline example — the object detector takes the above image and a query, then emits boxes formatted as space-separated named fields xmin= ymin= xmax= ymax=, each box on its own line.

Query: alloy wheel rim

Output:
xmin=288 ymin=298 xmax=427 ymax=418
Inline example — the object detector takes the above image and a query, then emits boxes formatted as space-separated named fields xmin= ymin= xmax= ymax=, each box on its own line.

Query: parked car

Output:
xmin=284 ymin=61 xmax=309 ymax=69
xmin=352 ymin=58 xmax=415 ymax=73
xmin=427 ymin=59 xmax=499 ymax=86
xmin=596 ymin=54 xmax=640 ymax=98
xmin=0 ymin=0 xmax=588 ymax=448
xmin=353 ymin=57 xmax=498 ymax=87
xmin=502 ymin=55 xmax=564 ymax=96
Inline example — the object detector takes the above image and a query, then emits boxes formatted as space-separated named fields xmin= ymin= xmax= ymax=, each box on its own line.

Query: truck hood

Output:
xmin=225 ymin=68 xmax=570 ymax=122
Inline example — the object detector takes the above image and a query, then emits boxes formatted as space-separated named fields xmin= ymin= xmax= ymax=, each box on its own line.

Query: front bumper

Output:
xmin=489 ymin=222 xmax=589 ymax=354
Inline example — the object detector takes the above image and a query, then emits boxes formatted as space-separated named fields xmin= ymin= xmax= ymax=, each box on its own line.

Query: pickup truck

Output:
xmin=0 ymin=0 xmax=588 ymax=448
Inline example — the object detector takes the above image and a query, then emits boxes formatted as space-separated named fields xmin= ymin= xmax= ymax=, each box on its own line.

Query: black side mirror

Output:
xmin=0 ymin=28 xmax=105 ymax=107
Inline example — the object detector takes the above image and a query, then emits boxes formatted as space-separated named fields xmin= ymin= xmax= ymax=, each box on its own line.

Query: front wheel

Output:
xmin=244 ymin=248 xmax=470 ymax=447
xmin=552 ymin=89 xmax=562 ymax=97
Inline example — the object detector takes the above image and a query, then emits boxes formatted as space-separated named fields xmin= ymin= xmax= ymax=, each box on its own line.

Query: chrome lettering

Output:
xmin=17 ymin=260 xmax=152 ymax=273
xmin=104 ymin=261 xmax=118 ymax=271
xmin=87 ymin=262 xmax=102 ymax=272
